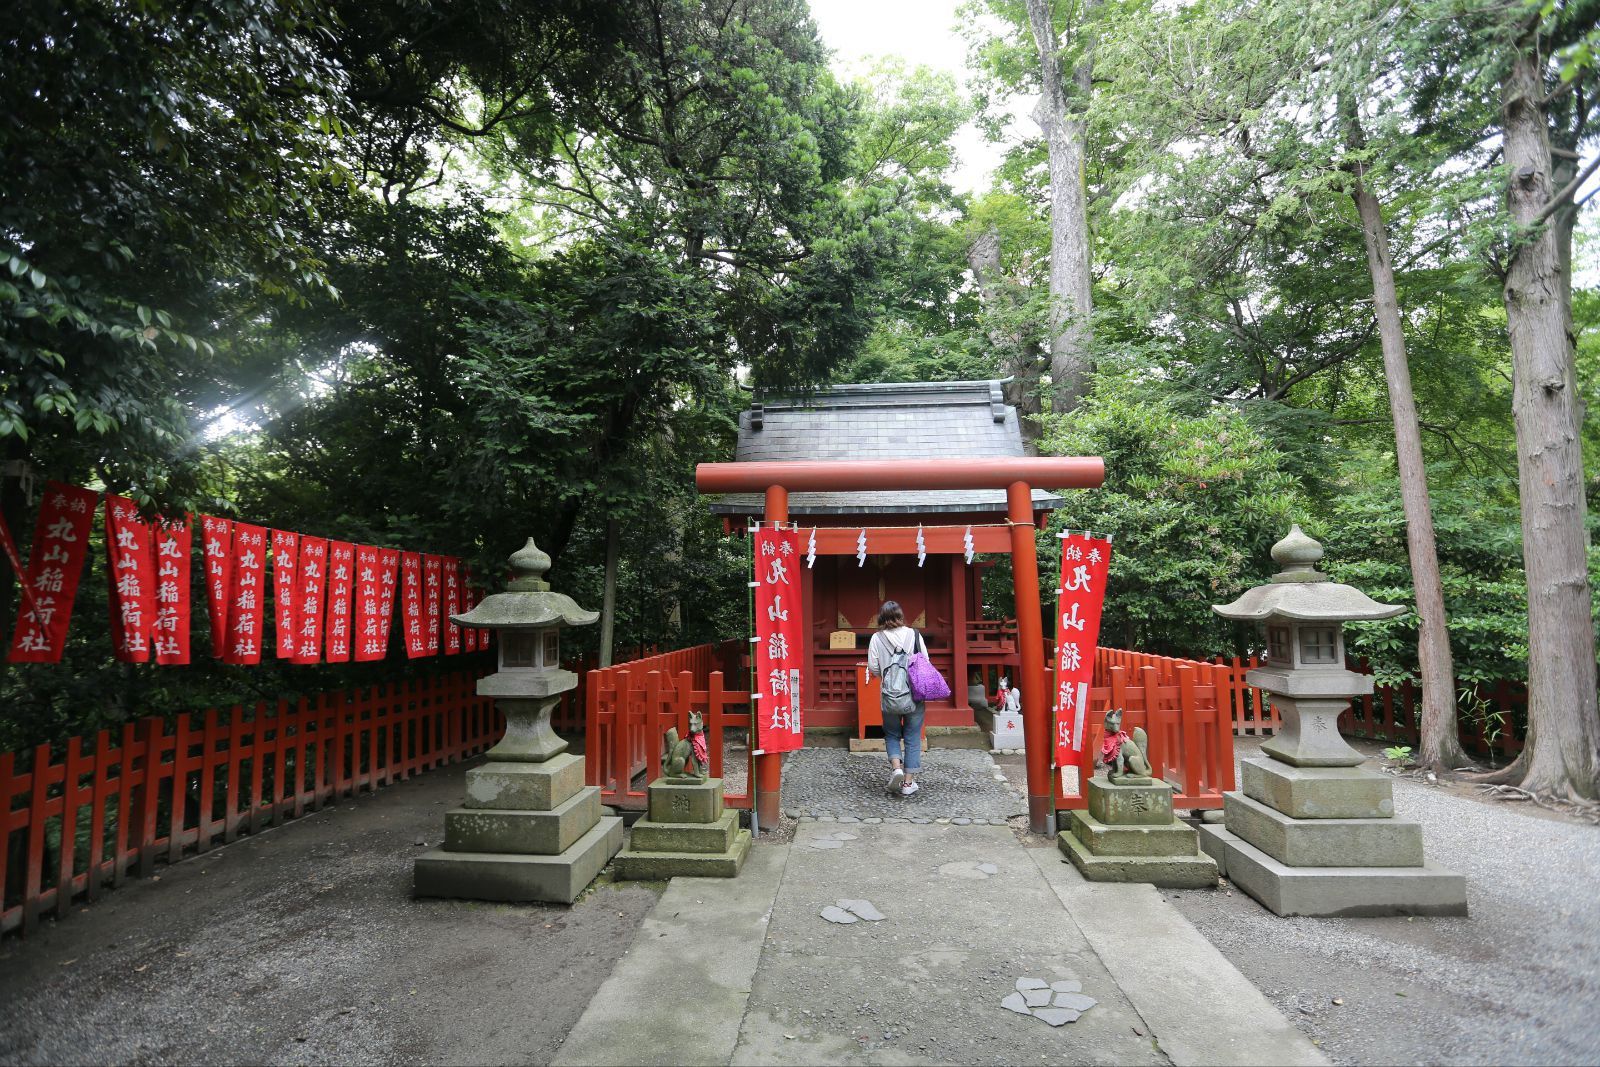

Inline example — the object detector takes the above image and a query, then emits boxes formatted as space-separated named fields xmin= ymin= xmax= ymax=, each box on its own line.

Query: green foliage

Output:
xmin=1 ymin=0 xmax=354 ymax=512
xmin=1037 ymin=374 xmax=1304 ymax=655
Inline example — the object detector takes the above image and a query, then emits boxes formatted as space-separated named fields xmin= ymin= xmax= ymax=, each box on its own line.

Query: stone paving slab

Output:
xmin=551 ymin=842 xmax=788 ymax=1067
xmin=1030 ymin=847 xmax=1327 ymax=1067
xmin=731 ymin=821 xmax=1164 ymax=1065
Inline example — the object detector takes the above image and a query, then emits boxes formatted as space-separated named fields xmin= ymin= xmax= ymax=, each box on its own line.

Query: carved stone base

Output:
xmin=1199 ymin=824 xmax=1466 ymax=917
xmin=1086 ymin=777 xmax=1175 ymax=826
xmin=482 ymin=695 xmax=569 ymax=763
xmin=1259 ymin=696 xmax=1364 ymax=767
xmin=647 ymin=777 xmax=725 ymax=825
xmin=616 ymin=778 xmax=747 ymax=880
xmin=415 ymin=818 xmax=623 ymax=904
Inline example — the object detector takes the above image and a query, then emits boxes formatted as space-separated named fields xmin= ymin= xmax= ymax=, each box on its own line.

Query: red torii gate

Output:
xmin=695 ymin=456 xmax=1105 ymax=835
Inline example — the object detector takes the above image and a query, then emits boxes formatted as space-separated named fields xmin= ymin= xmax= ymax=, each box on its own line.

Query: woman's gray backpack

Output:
xmin=879 ymin=633 xmax=917 ymax=715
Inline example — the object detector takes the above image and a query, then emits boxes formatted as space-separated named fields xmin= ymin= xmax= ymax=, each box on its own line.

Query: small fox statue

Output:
xmin=1099 ymin=707 xmax=1153 ymax=781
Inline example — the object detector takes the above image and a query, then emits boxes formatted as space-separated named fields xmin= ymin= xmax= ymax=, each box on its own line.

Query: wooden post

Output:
xmin=950 ymin=553 xmax=969 ymax=714
xmin=1007 ymin=482 xmax=1053 ymax=834
xmin=801 ymin=555 xmax=816 ymax=728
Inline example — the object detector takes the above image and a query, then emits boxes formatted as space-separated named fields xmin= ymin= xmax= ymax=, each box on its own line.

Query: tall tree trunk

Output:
xmin=598 ymin=518 xmax=619 ymax=668
xmin=1487 ymin=45 xmax=1600 ymax=800
xmin=968 ymin=224 xmax=1041 ymax=451
xmin=1024 ymin=0 xmax=1094 ymax=414
xmin=1343 ymin=104 xmax=1470 ymax=774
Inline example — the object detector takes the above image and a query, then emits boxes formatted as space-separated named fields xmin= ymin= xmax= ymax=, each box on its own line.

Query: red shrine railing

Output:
xmin=0 ymin=671 xmax=498 ymax=937
xmin=582 ymin=640 xmax=750 ymax=812
xmin=1056 ymin=656 xmax=1236 ymax=811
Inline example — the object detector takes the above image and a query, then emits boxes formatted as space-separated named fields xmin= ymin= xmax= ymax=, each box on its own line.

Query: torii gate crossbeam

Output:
xmin=696 ymin=457 xmax=1105 ymax=835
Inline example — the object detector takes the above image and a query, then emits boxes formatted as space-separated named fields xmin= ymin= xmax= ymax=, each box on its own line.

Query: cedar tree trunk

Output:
xmin=968 ymin=224 xmax=1042 ymax=450
xmin=1489 ymin=45 xmax=1600 ymax=799
xmin=598 ymin=517 xmax=619 ymax=668
xmin=1024 ymin=0 xmax=1094 ymax=414
xmin=1344 ymin=105 xmax=1470 ymax=773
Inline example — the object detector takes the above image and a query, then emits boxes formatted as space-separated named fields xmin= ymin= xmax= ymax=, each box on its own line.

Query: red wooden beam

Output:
xmin=696 ymin=457 xmax=1104 ymax=494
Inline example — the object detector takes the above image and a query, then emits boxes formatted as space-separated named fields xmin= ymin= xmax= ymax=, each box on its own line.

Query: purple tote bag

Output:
xmin=907 ymin=631 xmax=952 ymax=702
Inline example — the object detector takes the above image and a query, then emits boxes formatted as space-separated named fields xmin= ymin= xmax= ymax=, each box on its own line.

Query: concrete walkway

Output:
xmin=554 ymin=821 xmax=1325 ymax=1067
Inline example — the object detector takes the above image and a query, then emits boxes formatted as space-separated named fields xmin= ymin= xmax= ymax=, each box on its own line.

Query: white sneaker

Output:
xmin=888 ymin=768 xmax=905 ymax=794
xmin=900 ymin=781 xmax=920 ymax=797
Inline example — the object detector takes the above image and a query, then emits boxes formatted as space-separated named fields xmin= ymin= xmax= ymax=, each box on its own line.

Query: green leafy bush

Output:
xmin=1038 ymin=376 xmax=1305 ymax=655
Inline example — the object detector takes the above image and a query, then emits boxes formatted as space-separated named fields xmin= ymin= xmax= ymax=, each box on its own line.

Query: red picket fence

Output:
xmin=583 ymin=640 xmax=749 ymax=811
xmin=1058 ymin=659 xmax=1236 ymax=810
xmin=1 ymin=672 xmax=497 ymax=937
xmin=1096 ymin=646 xmax=1527 ymax=759
xmin=552 ymin=644 xmax=665 ymax=734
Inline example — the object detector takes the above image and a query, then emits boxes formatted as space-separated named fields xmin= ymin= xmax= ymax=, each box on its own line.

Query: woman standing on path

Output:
xmin=867 ymin=600 xmax=923 ymax=797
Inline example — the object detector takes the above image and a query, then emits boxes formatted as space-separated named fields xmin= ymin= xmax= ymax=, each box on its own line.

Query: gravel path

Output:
xmin=0 ymin=758 xmax=660 ymax=1066
xmin=778 ymin=747 xmax=1027 ymax=823
xmin=1169 ymin=739 xmax=1600 ymax=1066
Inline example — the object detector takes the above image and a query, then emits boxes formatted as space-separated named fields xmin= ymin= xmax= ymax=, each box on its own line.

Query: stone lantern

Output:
xmin=413 ymin=538 xmax=622 ymax=904
xmin=1203 ymin=525 xmax=1466 ymax=916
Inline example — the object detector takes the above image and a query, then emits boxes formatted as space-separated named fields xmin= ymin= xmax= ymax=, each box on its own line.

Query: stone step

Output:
xmin=1058 ymin=829 xmax=1218 ymax=888
xmin=1224 ymin=791 xmax=1424 ymax=868
xmin=1241 ymin=756 xmax=1394 ymax=820
xmin=414 ymin=816 xmax=624 ymax=905
xmin=443 ymin=786 xmax=601 ymax=856
xmin=648 ymin=777 xmax=726 ymax=825
xmin=1067 ymin=810 xmax=1203 ymax=858
xmin=1199 ymin=824 xmax=1467 ymax=917
xmin=613 ymin=829 xmax=753 ymax=880
xmin=463 ymin=753 xmax=584 ymax=811
xmin=628 ymin=810 xmax=740 ymax=855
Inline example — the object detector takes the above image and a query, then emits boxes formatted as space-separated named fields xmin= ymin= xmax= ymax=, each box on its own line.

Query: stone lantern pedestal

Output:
xmin=413 ymin=539 xmax=622 ymax=905
xmin=1204 ymin=527 xmax=1466 ymax=916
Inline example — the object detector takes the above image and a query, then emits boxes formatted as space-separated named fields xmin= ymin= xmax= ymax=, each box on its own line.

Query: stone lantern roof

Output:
xmin=451 ymin=538 xmax=599 ymax=630
xmin=1212 ymin=525 xmax=1405 ymax=624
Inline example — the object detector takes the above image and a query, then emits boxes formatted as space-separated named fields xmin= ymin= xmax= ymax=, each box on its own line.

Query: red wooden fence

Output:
xmin=1 ymin=672 xmax=497 ymax=937
xmin=583 ymin=640 xmax=750 ymax=812
xmin=1057 ymin=660 xmax=1236 ymax=810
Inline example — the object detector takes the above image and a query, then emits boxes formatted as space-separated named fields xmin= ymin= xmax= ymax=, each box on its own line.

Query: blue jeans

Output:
xmin=883 ymin=703 xmax=925 ymax=773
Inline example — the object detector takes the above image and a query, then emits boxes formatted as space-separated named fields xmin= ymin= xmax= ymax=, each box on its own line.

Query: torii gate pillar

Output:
xmin=1006 ymin=481 xmax=1054 ymax=833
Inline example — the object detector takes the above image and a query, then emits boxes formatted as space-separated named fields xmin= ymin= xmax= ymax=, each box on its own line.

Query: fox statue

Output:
xmin=1099 ymin=708 xmax=1154 ymax=782
xmin=663 ymin=710 xmax=708 ymax=782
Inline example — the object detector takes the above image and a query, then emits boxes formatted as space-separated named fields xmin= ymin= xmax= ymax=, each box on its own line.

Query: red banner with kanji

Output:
xmin=292 ymin=536 xmax=327 ymax=664
xmin=150 ymin=518 xmax=191 ymax=664
xmin=271 ymin=530 xmax=299 ymax=659
xmin=753 ymin=526 xmax=803 ymax=754
xmin=377 ymin=547 xmax=401 ymax=658
xmin=463 ymin=564 xmax=489 ymax=650
xmin=422 ymin=554 xmax=442 ymax=656
xmin=324 ymin=542 xmax=354 ymax=663
xmin=1053 ymin=532 xmax=1112 ymax=768
xmin=224 ymin=523 xmax=266 ymax=664
xmin=400 ymin=551 xmax=425 ymax=658
xmin=461 ymin=575 xmax=479 ymax=653
xmin=442 ymin=556 xmax=462 ymax=655
xmin=105 ymin=495 xmax=157 ymax=663
xmin=200 ymin=516 xmax=233 ymax=658
xmin=353 ymin=545 xmax=380 ymax=660
xmin=7 ymin=482 xmax=98 ymax=662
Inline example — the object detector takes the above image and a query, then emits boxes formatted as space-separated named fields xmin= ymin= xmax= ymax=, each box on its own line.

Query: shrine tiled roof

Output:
xmin=707 ymin=380 xmax=1063 ymax=516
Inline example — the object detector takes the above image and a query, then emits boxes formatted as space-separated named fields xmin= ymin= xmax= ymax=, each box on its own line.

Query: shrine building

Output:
xmin=708 ymin=380 xmax=1059 ymax=735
